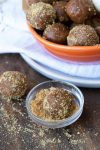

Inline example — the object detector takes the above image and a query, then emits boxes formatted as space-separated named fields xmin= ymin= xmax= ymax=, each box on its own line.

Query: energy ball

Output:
xmin=53 ymin=1 xmax=69 ymax=22
xmin=0 ymin=71 xmax=28 ymax=100
xmin=67 ymin=25 xmax=99 ymax=46
xmin=65 ymin=0 xmax=96 ymax=23
xmin=43 ymin=88 xmax=75 ymax=120
xmin=26 ymin=2 xmax=56 ymax=30
xmin=43 ymin=23 xmax=69 ymax=44
xmin=27 ymin=0 xmax=57 ymax=6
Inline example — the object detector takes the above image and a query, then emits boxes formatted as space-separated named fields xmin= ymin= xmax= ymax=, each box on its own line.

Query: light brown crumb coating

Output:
xmin=67 ymin=25 xmax=99 ymax=46
xmin=26 ymin=2 xmax=56 ymax=30
xmin=31 ymin=87 xmax=77 ymax=120
xmin=43 ymin=23 xmax=69 ymax=44
xmin=0 ymin=71 xmax=28 ymax=100
xmin=43 ymin=87 xmax=76 ymax=120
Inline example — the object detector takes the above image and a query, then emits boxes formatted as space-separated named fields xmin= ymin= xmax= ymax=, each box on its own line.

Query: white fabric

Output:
xmin=92 ymin=0 xmax=100 ymax=12
xmin=0 ymin=0 xmax=100 ymax=79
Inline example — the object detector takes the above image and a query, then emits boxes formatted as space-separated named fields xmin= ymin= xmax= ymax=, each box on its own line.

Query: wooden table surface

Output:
xmin=0 ymin=54 xmax=100 ymax=150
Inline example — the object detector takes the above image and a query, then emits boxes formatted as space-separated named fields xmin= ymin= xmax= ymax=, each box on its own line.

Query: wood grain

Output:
xmin=0 ymin=54 xmax=100 ymax=150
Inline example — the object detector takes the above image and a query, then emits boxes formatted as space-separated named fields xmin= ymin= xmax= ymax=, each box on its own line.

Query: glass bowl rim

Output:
xmin=26 ymin=80 xmax=84 ymax=126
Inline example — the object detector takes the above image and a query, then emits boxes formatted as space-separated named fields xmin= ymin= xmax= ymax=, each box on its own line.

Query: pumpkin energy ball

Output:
xmin=43 ymin=87 xmax=76 ymax=120
xmin=26 ymin=2 xmax=56 ymax=30
xmin=53 ymin=1 xmax=69 ymax=22
xmin=31 ymin=87 xmax=77 ymax=120
xmin=43 ymin=23 xmax=69 ymax=44
xmin=0 ymin=71 xmax=28 ymax=100
xmin=65 ymin=0 xmax=96 ymax=23
xmin=67 ymin=25 xmax=99 ymax=46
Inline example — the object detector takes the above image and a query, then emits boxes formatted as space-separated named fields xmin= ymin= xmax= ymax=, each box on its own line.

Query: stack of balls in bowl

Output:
xmin=26 ymin=0 xmax=100 ymax=46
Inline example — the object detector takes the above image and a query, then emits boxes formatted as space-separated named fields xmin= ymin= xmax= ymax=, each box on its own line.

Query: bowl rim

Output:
xmin=26 ymin=80 xmax=84 ymax=127
xmin=28 ymin=23 xmax=100 ymax=52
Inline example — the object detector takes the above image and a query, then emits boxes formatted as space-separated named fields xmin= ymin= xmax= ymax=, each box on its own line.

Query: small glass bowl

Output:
xmin=26 ymin=81 xmax=84 ymax=128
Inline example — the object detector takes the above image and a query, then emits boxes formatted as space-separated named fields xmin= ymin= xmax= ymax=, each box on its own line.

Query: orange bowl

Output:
xmin=28 ymin=24 xmax=100 ymax=62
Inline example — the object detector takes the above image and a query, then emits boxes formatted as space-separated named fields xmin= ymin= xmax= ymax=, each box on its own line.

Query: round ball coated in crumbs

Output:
xmin=65 ymin=0 xmax=96 ymax=24
xmin=43 ymin=23 xmax=69 ymax=44
xmin=27 ymin=0 xmax=57 ymax=5
xmin=0 ymin=71 xmax=28 ymax=100
xmin=67 ymin=25 xmax=99 ymax=46
xmin=53 ymin=1 xmax=69 ymax=22
xmin=26 ymin=2 xmax=56 ymax=30
xmin=43 ymin=87 xmax=75 ymax=120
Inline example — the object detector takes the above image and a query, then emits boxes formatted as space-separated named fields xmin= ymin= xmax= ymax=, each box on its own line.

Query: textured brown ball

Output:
xmin=43 ymin=23 xmax=69 ymax=44
xmin=67 ymin=25 xmax=99 ymax=46
xmin=26 ymin=2 xmax=56 ymax=30
xmin=43 ymin=88 xmax=75 ymax=120
xmin=0 ymin=71 xmax=28 ymax=100
xmin=26 ymin=0 xmax=57 ymax=5
xmin=65 ymin=0 xmax=96 ymax=23
xmin=53 ymin=1 xmax=69 ymax=22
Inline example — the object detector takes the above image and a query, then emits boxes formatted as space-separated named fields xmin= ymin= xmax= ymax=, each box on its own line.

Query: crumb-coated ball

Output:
xmin=26 ymin=2 xmax=56 ymax=30
xmin=67 ymin=25 xmax=99 ymax=46
xmin=53 ymin=1 xmax=69 ymax=22
xmin=0 ymin=71 xmax=28 ymax=100
xmin=43 ymin=23 xmax=69 ymax=44
xmin=65 ymin=0 xmax=96 ymax=23
xmin=27 ymin=0 xmax=57 ymax=5
xmin=43 ymin=88 xmax=75 ymax=119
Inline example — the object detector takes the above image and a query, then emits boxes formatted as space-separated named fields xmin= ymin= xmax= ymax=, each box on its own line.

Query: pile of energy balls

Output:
xmin=26 ymin=0 xmax=100 ymax=46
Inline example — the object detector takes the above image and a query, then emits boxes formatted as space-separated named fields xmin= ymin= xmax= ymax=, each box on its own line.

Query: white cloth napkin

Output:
xmin=0 ymin=0 xmax=100 ymax=79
